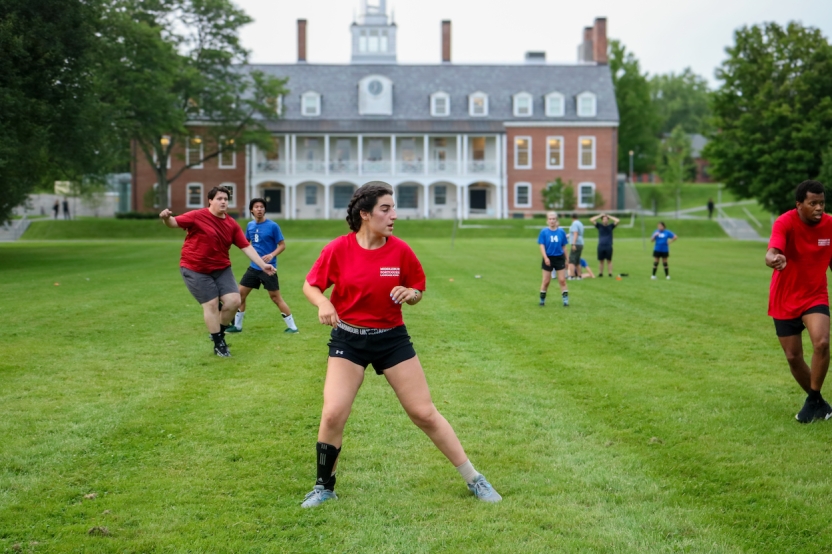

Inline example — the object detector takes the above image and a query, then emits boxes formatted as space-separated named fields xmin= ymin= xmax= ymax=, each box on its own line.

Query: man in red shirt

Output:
xmin=766 ymin=180 xmax=832 ymax=422
xmin=159 ymin=186 xmax=275 ymax=357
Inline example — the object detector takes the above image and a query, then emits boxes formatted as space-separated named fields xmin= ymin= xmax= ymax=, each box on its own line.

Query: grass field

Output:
xmin=2 ymin=223 xmax=832 ymax=553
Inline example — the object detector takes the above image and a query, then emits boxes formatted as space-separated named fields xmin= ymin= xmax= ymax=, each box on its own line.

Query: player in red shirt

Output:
xmin=159 ymin=186 xmax=275 ymax=357
xmin=766 ymin=180 xmax=832 ymax=423
xmin=299 ymin=182 xmax=501 ymax=508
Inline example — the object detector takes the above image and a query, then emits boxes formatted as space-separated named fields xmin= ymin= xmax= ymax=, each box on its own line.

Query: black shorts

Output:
xmin=542 ymin=255 xmax=566 ymax=272
xmin=773 ymin=305 xmax=830 ymax=337
xmin=568 ymin=245 xmax=583 ymax=266
xmin=239 ymin=266 xmax=279 ymax=291
xmin=328 ymin=323 xmax=416 ymax=375
xmin=653 ymin=250 xmax=669 ymax=259
xmin=597 ymin=246 xmax=613 ymax=261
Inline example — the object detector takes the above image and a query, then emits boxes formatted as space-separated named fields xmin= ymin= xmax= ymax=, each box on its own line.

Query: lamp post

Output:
xmin=631 ymin=149 xmax=646 ymax=250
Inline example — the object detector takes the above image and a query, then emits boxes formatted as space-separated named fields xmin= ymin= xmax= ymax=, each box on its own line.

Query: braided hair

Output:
xmin=346 ymin=181 xmax=394 ymax=232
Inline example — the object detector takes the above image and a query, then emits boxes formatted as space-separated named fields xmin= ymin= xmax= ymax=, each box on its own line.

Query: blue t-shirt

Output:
xmin=595 ymin=222 xmax=617 ymax=248
xmin=652 ymin=229 xmax=675 ymax=253
xmin=580 ymin=258 xmax=588 ymax=268
xmin=569 ymin=220 xmax=585 ymax=246
xmin=538 ymin=227 xmax=569 ymax=257
xmin=246 ymin=219 xmax=284 ymax=269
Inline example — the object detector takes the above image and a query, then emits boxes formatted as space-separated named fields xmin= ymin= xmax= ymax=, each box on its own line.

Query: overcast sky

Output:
xmin=234 ymin=0 xmax=832 ymax=87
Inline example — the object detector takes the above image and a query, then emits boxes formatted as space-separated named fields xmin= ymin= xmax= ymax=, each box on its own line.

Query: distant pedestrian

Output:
xmin=568 ymin=213 xmax=585 ymax=279
xmin=52 ymin=200 xmax=60 ymax=219
xmin=62 ymin=198 xmax=70 ymax=220
xmin=651 ymin=222 xmax=677 ymax=280
xmin=589 ymin=213 xmax=620 ymax=277
xmin=707 ymin=198 xmax=715 ymax=219
xmin=538 ymin=211 xmax=569 ymax=307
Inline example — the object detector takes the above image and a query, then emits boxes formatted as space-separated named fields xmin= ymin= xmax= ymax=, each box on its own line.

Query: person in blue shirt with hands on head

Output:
xmin=227 ymin=197 xmax=299 ymax=334
xmin=651 ymin=221 xmax=677 ymax=280
xmin=538 ymin=211 xmax=570 ymax=307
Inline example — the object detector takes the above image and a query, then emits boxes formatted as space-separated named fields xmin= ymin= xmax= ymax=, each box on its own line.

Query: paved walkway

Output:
xmin=0 ymin=218 xmax=30 ymax=241
xmin=716 ymin=217 xmax=765 ymax=241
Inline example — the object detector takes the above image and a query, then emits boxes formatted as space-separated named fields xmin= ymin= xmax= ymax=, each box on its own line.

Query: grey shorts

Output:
xmin=569 ymin=245 xmax=583 ymax=265
xmin=180 ymin=266 xmax=239 ymax=304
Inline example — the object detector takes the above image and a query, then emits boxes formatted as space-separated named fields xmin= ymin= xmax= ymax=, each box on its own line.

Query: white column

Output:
xmin=463 ymin=135 xmax=469 ymax=176
xmin=324 ymin=134 xmax=330 ymax=176
xmin=502 ymin=134 xmax=509 ymax=219
xmin=358 ymin=135 xmax=363 ymax=176
xmin=423 ymin=184 xmax=430 ymax=219
xmin=456 ymin=135 xmax=462 ymax=175
xmin=494 ymin=135 xmax=501 ymax=219
xmin=324 ymin=184 xmax=331 ymax=220
xmin=456 ymin=184 xmax=463 ymax=220
xmin=290 ymin=184 xmax=296 ymax=220
xmin=423 ymin=134 xmax=429 ymax=175
xmin=245 ymin=144 xmax=252 ymax=218
xmin=291 ymin=135 xmax=297 ymax=176
xmin=390 ymin=135 xmax=396 ymax=175
xmin=284 ymin=135 xmax=290 ymax=174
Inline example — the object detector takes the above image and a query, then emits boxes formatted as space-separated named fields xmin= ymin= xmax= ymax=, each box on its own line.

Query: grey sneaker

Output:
xmin=225 ymin=325 xmax=242 ymax=333
xmin=467 ymin=474 xmax=502 ymax=503
xmin=301 ymin=485 xmax=337 ymax=508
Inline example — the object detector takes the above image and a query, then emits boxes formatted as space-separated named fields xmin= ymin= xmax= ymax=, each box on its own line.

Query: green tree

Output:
xmin=609 ymin=39 xmax=661 ymax=175
xmin=650 ymin=68 xmax=713 ymax=136
xmin=656 ymin=125 xmax=694 ymax=185
xmin=562 ymin=183 xmax=577 ymax=212
xmin=705 ymin=22 xmax=832 ymax=214
xmin=542 ymin=178 xmax=566 ymax=210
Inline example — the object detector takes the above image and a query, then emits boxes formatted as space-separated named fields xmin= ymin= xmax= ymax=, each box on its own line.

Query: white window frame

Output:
xmin=546 ymin=136 xmax=564 ymax=169
xmin=219 ymin=182 xmax=237 ymax=208
xmin=152 ymin=149 xmax=172 ymax=169
xmin=186 ymin=182 xmax=204 ymax=208
xmin=431 ymin=92 xmax=450 ymax=117
xmin=577 ymin=92 xmax=597 ymax=117
xmin=468 ymin=92 xmax=488 ymax=117
xmin=514 ymin=136 xmax=532 ymax=169
xmin=514 ymin=182 xmax=532 ymax=208
xmin=151 ymin=183 xmax=171 ymax=209
xmin=434 ymin=184 xmax=447 ymax=205
xmin=186 ymin=136 xmax=204 ymax=168
xmin=545 ymin=92 xmax=565 ymax=117
xmin=512 ymin=92 xmax=533 ymax=117
xmin=219 ymin=136 xmax=236 ymax=169
xmin=301 ymin=91 xmax=321 ymax=116
xmin=578 ymin=136 xmax=596 ymax=169
xmin=578 ymin=182 xmax=596 ymax=209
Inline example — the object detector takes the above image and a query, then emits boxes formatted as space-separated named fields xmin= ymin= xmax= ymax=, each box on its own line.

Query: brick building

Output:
xmin=132 ymin=1 xmax=619 ymax=219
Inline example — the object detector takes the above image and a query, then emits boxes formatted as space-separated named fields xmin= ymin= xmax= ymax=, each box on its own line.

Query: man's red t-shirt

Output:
xmin=306 ymin=233 xmax=427 ymax=329
xmin=768 ymin=209 xmax=832 ymax=319
xmin=175 ymin=208 xmax=250 ymax=273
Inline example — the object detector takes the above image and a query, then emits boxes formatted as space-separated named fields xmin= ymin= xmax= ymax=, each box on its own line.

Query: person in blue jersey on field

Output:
xmin=650 ymin=221 xmax=678 ymax=280
xmin=538 ymin=211 xmax=570 ymax=307
xmin=227 ymin=198 xmax=299 ymax=334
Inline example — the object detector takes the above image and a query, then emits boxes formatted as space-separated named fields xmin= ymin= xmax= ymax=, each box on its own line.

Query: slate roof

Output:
xmin=249 ymin=63 xmax=618 ymax=132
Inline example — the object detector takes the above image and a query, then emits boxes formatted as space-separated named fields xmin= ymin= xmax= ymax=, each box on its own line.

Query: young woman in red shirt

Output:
xmin=300 ymin=181 xmax=501 ymax=507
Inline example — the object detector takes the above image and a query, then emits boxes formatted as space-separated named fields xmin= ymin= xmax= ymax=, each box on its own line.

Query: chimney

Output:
xmin=577 ymin=26 xmax=593 ymax=62
xmin=297 ymin=19 xmax=307 ymax=63
xmin=592 ymin=17 xmax=607 ymax=64
xmin=525 ymin=51 xmax=546 ymax=64
xmin=441 ymin=20 xmax=451 ymax=63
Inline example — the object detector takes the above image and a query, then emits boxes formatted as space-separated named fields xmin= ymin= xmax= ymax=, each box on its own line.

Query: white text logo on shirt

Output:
xmin=380 ymin=267 xmax=401 ymax=277
xmin=819 ymin=239 xmax=831 ymax=246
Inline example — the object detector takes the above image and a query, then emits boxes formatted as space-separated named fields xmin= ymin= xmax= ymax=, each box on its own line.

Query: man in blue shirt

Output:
xmin=568 ymin=213 xmax=585 ymax=279
xmin=651 ymin=221 xmax=678 ymax=280
xmin=227 ymin=198 xmax=299 ymax=333
xmin=537 ymin=211 xmax=570 ymax=307
xmin=589 ymin=213 xmax=620 ymax=278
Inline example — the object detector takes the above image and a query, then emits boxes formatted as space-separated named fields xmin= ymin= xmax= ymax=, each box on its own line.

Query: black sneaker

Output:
xmin=214 ymin=341 xmax=231 ymax=357
xmin=796 ymin=396 xmax=819 ymax=423
xmin=815 ymin=399 xmax=832 ymax=421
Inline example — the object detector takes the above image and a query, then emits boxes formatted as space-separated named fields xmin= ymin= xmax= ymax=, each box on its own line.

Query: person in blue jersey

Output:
xmin=227 ymin=198 xmax=299 ymax=334
xmin=650 ymin=222 xmax=678 ymax=280
xmin=538 ymin=211 xmax=570 ymax=307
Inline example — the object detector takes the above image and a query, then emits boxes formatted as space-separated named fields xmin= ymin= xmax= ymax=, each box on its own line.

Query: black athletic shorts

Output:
xmin=653 ymin=250 xmax=669 ymax=259
xmin=773 ymin=305 xmax=830 ymax=337
xmin=328 ymin=322 xmax=416 ymax=375
xmin=597 ymin=246 xmax=613 ymax=261
xmin=239 ymin=266 xmax=279 ymax=291
xmin=542 ymin=254 xmax=566 ymax=272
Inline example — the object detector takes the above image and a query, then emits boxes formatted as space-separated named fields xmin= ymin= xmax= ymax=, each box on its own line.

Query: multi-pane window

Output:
xmin=302 ymin=92 xmax=321 ymax=116
xmin=515 ymin=183 xmax=531 ymax=207
xmin=305 ymin=185 xmax=317 ymax=205
xmin=514 ymin=137 xmax=531 ymax=169
xmin=219 ymin=137 xmax=235 ymax=168
xmin=546 ymin=93 xmax=565 ymax=117
xmin=397 ymin=186 xmax=418 ymax=209
xmin=513 ymin=93 xmax=532 ymax=116
xmin=187 ymin=183 xmax=203 ymax=208
xmin=431 ymin=93 xmax=450 ymax=116
xmin=579 ymin=183 xmax=596 ymax=208
xmin=546 ymin=137 xmax=563 ymax=169
xmin=220 ymin=183 xmax=236 ymax=208
xmin=186 ymin=136 xmax=203 ymax=168
xmin=577 ymin=92 xmax=597 ymax=117
xmin=434 ymin=185 xmax=447 ymax=205
xmin=579 ymin=137 xmax=595 ymax=169
xmin=333 ymin=185 xmax=354 ymax=208
xmin=469 ymin=93 xmax=488 ymax=116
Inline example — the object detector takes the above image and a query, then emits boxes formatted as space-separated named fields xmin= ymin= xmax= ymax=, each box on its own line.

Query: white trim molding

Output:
xmin=469 ymin=91 xmax=489 ymax=117
xmin=301 ymin=91 xmax=322 ymax=116
xmin=546 ymin=136 xmax=564 ymax=169
xmin=512 ymin=92 xmax=533 ymax=117
xmin=578 ymin=136 xmax=596 ymax=169
xmin=514 ymin=136 xmax=532 ymax=169
xmin=578 ymin=182 xmax=596 ymax=208
xmin=430 ymin=91 xmax=450 ymax=117
xmin=514 ymin=182 xmax=532 ymax=208
xmin=503 ymin=120 xmax=618 ymax=128
xmin=577 ymin=91 xmax=597 ymax=117
xmin=545 ymin=91 xmax=565 ymax=117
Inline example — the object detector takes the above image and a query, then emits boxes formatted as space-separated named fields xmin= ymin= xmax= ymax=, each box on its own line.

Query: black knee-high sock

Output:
xmin=663 ymin=262 xmax=669 ymax=276
xmin=652 ymin=262 xmax=658 ymax=276
xmin=210 ymin=332 xmax=224 ymax=346
xmin=316 ymin=442 xmax=341 ymax=491
xmin=540 ymin=291 xmax=547 ymax=300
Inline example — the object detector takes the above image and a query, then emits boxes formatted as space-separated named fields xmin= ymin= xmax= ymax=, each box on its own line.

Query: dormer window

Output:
xmin=431 ymin=92 xmax=450 ymax=117
xmin=545 ymin=92 xmax=565 ymax=117
xmin=469 ymin=92 xmax=488 ymax=117
xmin=513 ymin=92 xmax=533 ymax=117
xmin=577 ymin=92 xmax=597 ymax=117
xmin=302 ymin=91 xmax=321 ymax=116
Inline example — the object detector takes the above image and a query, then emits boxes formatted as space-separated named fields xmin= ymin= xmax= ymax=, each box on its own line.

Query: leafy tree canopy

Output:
xmin=650 ymin=68 xmax=713 ymax=136
xmin=705 ymin=22 xmax=832 ymax=214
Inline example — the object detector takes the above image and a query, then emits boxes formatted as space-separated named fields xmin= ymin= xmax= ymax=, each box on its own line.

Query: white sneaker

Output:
xmin=666 ymin=275 xmax=671 ymax=280
xmin=651 ymin=275 xmax=657 ymax=280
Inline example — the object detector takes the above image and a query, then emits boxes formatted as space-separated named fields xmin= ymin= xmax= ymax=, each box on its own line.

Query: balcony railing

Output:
xmin=252 ymin=159 xmax=498 ymax=176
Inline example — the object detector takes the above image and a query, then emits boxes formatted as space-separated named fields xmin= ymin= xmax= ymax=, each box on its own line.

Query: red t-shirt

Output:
xmin=306 ymin=233 xmax=427 ymax=328
xmin=768 ymin=209 xmax=832 ymax=319
xmin=175 ymin=208 xmax=250 ymax=273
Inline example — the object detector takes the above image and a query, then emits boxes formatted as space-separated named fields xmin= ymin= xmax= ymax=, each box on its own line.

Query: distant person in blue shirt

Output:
xmin=651 ymin=221 xmax=678 ymax=280
xmin=537 ymin=211 xmax=570 ymax=307
xmin=589 ymin=213 xmax=620 ymax=278
xmin=227 ymin=198 xmax=299 ymax=333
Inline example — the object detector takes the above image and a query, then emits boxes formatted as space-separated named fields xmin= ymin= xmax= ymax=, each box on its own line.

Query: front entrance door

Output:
xmin=470 ymin=189 xmax=486 ymax=210
xmin=263 ymin=188 xmax=282 ymax=213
